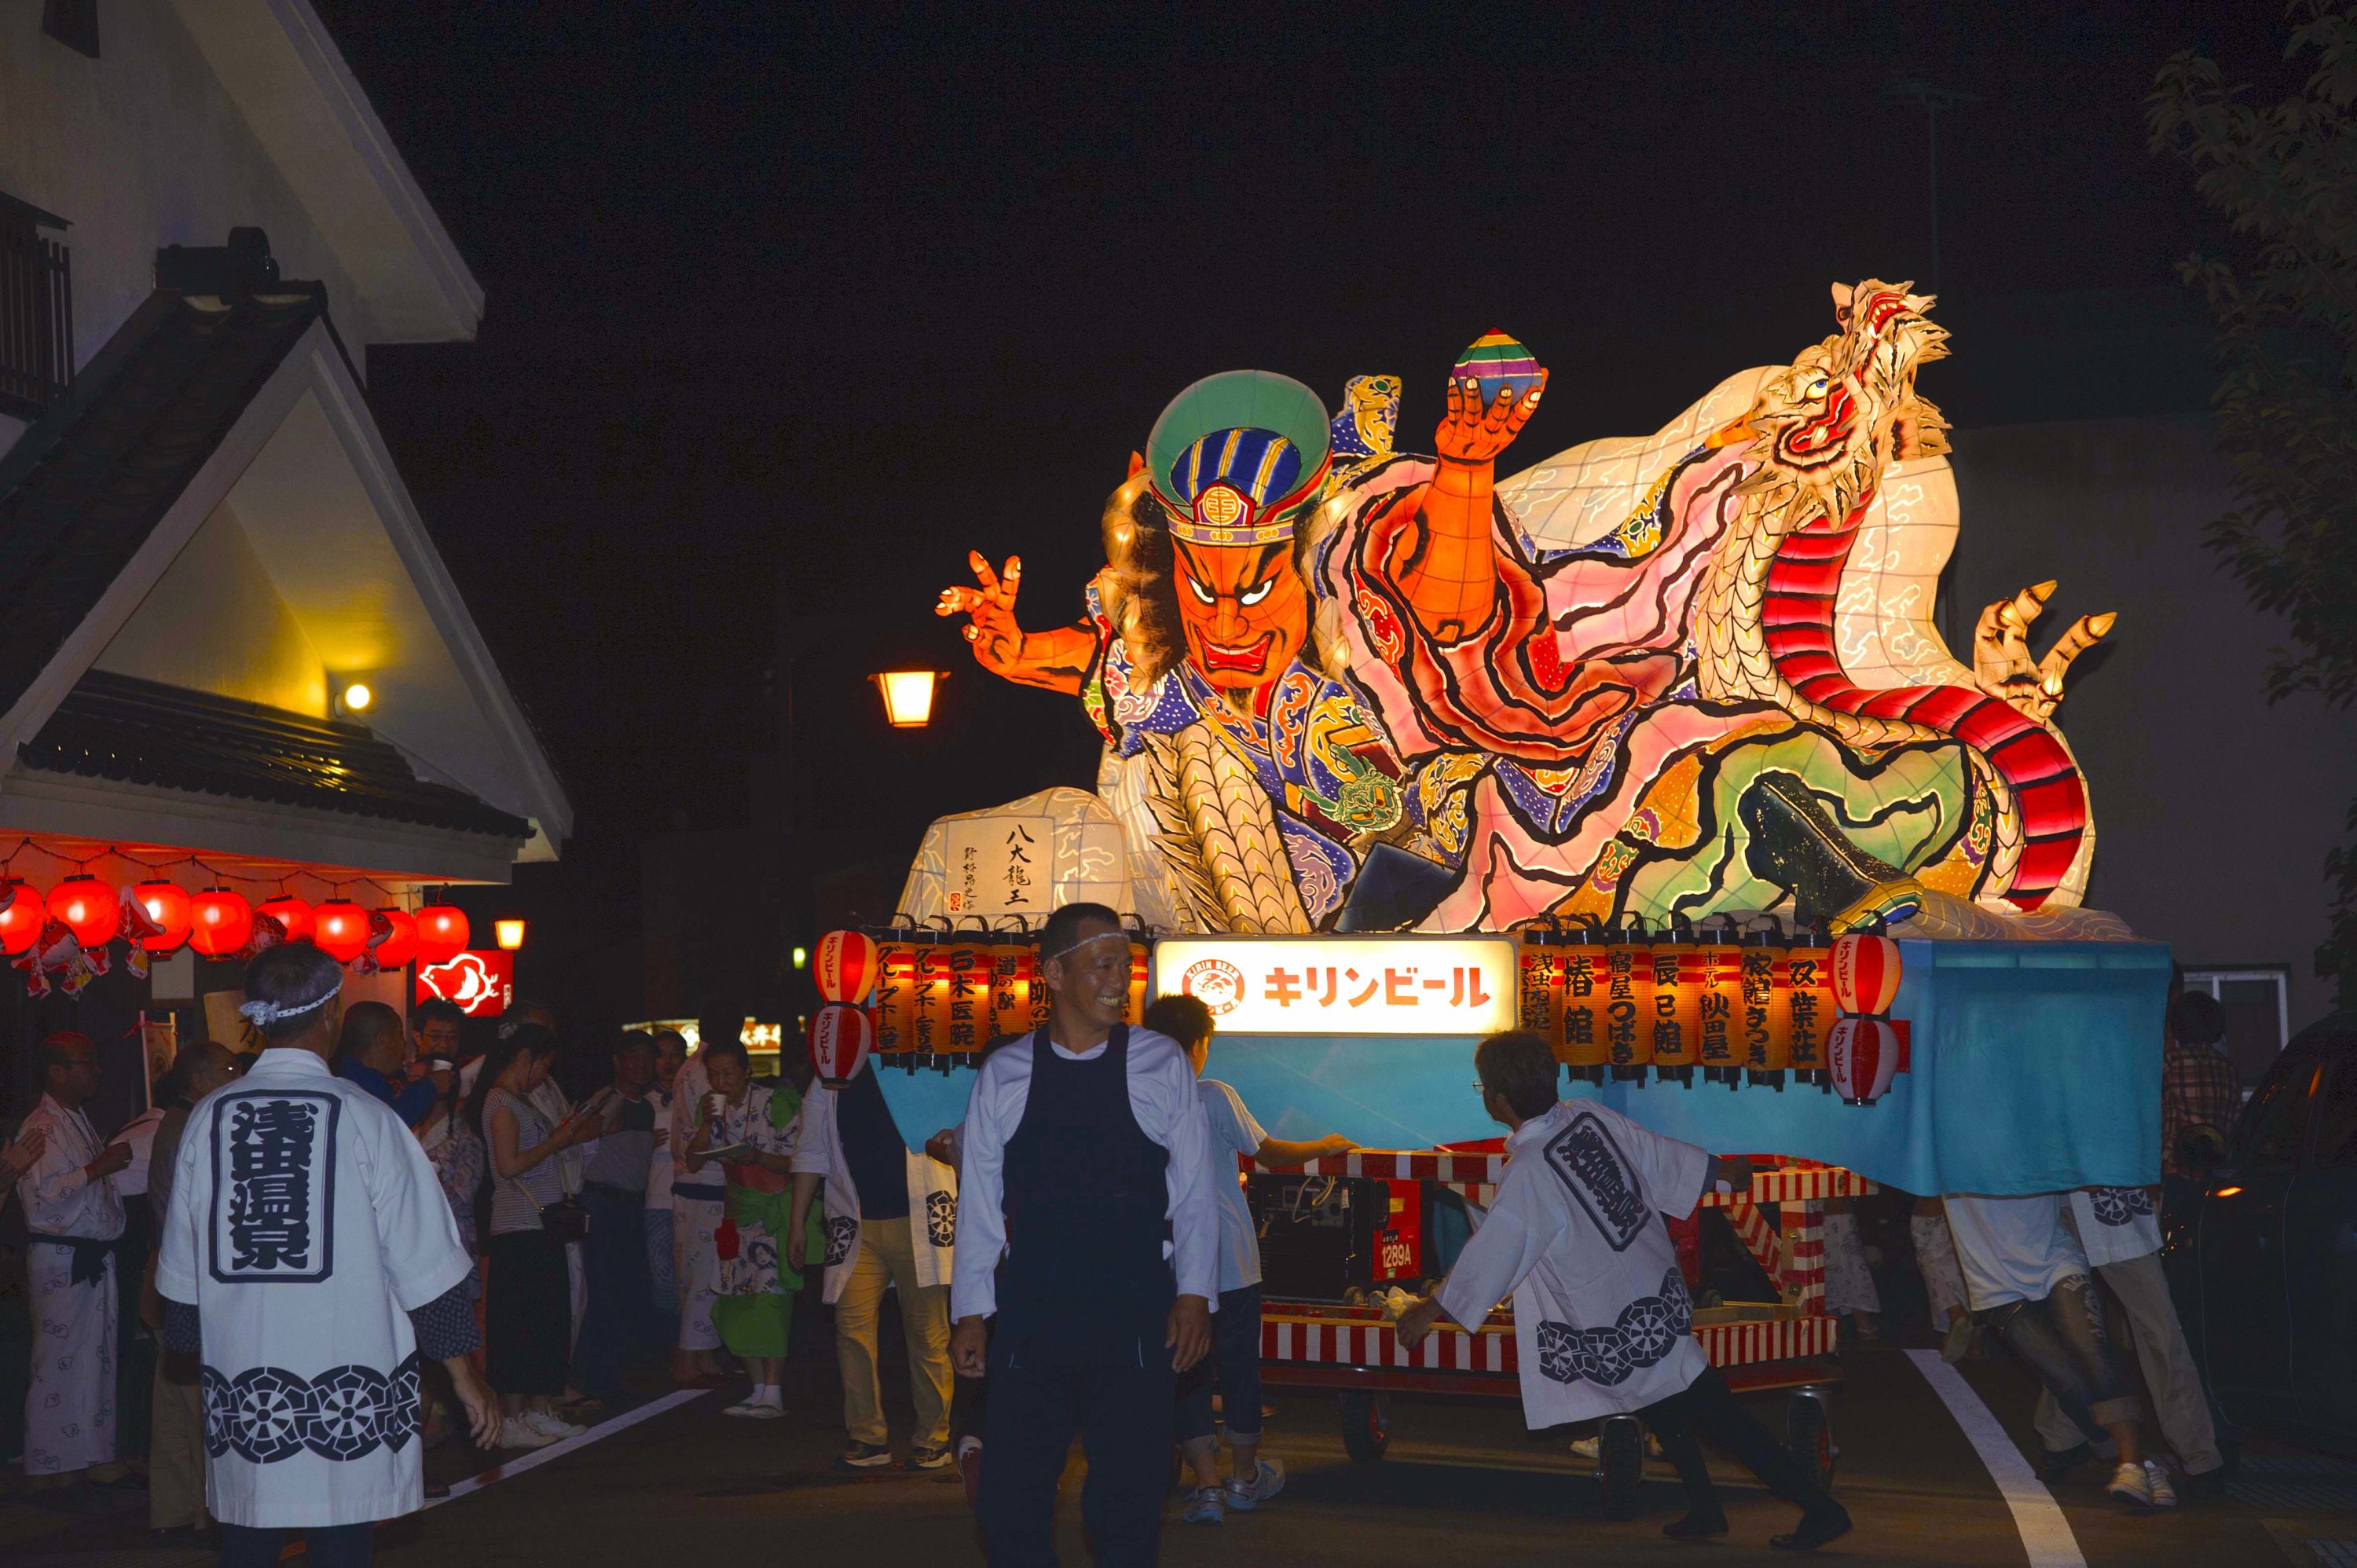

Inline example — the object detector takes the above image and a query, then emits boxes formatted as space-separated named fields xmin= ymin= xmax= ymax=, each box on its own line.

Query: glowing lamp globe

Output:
xmin=874 ymin=670 xmax=941 ymax=728
xmin=0 ymin=881 xmax=43 ymax=955
xmin=189 ymin=887 xmax=254 ymax=958
xmin=808 ymin=1002 xmax=876 ymax=1086
xmin=312 ymin=899 xmax=371 ymax=963
xmin=370 ymin=907 xmax=419 ymax=969
xmin=257 ymin=893 xmax=313 ymax=945
xmin=813 ymin=929 xmax=881 ymax=1004
xmin=1451 ymin=330 xmax=1545 ymax=409
xmin=1829 ymin=933 xmax=1902 ymax=1017
xmin=133 ymin=880 xmax=192 ymax=953
xmin=415 ymin=905 xmax=469 ymax=965
xmin=48 ymin=875 xmax=120 ymax=949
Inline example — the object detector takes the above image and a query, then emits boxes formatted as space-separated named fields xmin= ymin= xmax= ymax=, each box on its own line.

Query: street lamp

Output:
xmin=494 ymin=918 xmax=526 ymax=951
xmin=873 ymin=669 xmax=944 ymax=728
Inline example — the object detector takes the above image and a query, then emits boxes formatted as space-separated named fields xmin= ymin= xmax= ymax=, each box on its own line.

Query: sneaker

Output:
xmin=2105 ymin=1460 xmax=2154 ymax=1510
xmin=1222 ymin=1457 xmax=1285 ymax=1511
xmin=2143 ymin=1460 xmax=2178 ymax=1509
xmin=1572 ymin=1431 xmax=1665 ymax=1461
xmin=1940 ymin=1315 xmax=1977 ymax=1365
xmin=835 ymin=1441 xmax=896 ymax=1471
xmin=723 ymin=1397 xmax=783 ymax=1420
xmin=523 ymin=1409 xmax=586 ymax=1439
xmin=1182 ymin=1486 xmax=1226 ymax=1525
xmin=907 ymin=1444 xmax=953 ymax=1471
xmin=496 ymin=1416 xmax=557 ymax=1450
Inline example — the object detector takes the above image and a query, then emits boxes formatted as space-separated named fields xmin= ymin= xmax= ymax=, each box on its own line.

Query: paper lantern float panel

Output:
xmin=919 ymin=282 xmax=2117 ymax=948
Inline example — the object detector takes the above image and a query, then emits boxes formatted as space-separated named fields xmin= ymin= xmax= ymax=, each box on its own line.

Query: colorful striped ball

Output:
xmin=1451 ymin=331 xmax=1544 ymax=409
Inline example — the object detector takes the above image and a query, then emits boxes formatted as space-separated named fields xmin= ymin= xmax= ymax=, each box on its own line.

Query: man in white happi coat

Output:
xmin=158 ymin=944 xmax=497 ymax=1567
xmin=2029 ymin=1185 xmax=2225 ymax=1494
xmin=1398 ymin=1031 xmax=1852 ymax=1553
xmin=15 ymin=1031 xmax=130 ymax=1488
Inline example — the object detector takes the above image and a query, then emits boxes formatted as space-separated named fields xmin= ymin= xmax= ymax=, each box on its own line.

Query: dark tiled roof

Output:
xmin=20 ymin=669 xmax=531 ymax=841
xmin=0 ymin=288 xmax=328 ymax=718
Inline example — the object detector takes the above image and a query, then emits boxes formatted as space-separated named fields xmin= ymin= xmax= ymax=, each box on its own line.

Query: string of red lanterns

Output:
xmin=0 ymin=874 xmax=473 ymax=971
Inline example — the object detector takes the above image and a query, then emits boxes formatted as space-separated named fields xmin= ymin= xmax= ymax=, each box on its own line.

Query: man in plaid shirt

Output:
xmin=2161 ymin=992 xmax=2238 ymax=1178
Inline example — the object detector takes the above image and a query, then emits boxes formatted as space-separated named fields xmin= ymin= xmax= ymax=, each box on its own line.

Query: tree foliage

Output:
xmin=2150 ymin=2 xmax=2357 ymax=1007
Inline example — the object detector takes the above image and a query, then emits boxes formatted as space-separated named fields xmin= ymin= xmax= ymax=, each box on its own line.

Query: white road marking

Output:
xmin=1906 ymin=1349 xmax=2087 ymax=1568
xmin=424 ymin=1390 xmax=706 ymax=1507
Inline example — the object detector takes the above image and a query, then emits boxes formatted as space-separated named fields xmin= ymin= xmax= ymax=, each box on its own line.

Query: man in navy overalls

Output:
xmin=951 ymin=902 xmax=1219 ymax=1566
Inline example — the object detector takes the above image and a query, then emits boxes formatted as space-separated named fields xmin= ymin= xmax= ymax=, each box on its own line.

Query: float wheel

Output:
xmin=1339 ymin=1390 xmax=1390 ymax=1463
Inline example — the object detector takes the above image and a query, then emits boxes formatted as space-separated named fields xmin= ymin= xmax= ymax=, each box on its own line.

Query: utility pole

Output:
xmin=1883 ymin=79 xmax=1978 ymax=295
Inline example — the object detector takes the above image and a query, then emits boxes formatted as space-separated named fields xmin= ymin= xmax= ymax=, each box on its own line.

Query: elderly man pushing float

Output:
xmin=950 ymin=901 xmax=1220 ymax=1568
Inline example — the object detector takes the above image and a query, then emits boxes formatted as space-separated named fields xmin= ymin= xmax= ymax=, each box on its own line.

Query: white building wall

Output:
xmin=0 ymin=3 xmax=371 ymax=379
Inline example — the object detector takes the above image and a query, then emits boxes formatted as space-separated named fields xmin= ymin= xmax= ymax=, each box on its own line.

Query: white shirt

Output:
xmin=950 ymin=1026 xmax=1219 ymax=1321
xmin=2066 ymin=1186 xmax=2161 ymax=1268
xmin=791 ymin=1068 xmax=957 ymax=1305
xmin=13 ymin=1094 xmax=126 ymax=1240
xmin=156 ymin=1049 xmax=472 ymax=1529
xmin=1199 ymin=1080 xmax=1266 ymax=1294
xmin=669 ymin=1055 xmax=718 ymax=1196
xmin=1941 ymin=1192 xmax=2090 ymax=1310
xmin=115 ymin=1106 xmax=168 ymax=1199
xmin=1438 ymin=1100 xmax=1710 ymax=1428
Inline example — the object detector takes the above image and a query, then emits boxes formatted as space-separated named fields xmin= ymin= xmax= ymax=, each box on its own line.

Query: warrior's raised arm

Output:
xmin=936 ymin=550 xmax=1096 ymax=695
xmin=1384 ymin=367 xmax=1547 ymax=643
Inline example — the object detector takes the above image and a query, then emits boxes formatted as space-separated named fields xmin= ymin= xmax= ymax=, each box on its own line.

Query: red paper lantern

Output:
xmin=1830 ymin=933 xmax=1901 ymax=1016
xmin=813 ymin=929 xmax=880 ymax=1004
xmin=808 ymin=1002 xmax=876 ymax=1085
xmin=257 ymin=893 xmax=313 ymax=945
xmin=0 ymin=881 xmax=44 ymax=955
xmin=48 ymin=875 xmax=119 ymax=949
xmin=312 ymin=899 xmax=371 ymax=963
xmin=189 ymin=887 xmax=253 ymax=958
xmin=370 ymin=907 xmax=419 ymax=969
xmin=133 ymin=880 xmax=192 ymax=954
xmin=414 ymin=904 xmax=469 ymax=965
xmin=1827 ymin=1015 xmax=1909 ymax=1105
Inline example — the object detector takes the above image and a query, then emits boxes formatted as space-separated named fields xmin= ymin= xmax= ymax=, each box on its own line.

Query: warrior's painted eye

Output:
xmin=1239 ymin=579 xmax=1275 ymax=606
xmin=1186 ymin=575 xmax=1216 ymax=605
xmin=1806 ymin=377 xmax=1829 ymax=398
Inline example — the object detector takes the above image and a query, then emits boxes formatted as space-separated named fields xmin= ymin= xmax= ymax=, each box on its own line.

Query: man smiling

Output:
xmin=951 ymin=901 xmax=1219 ymax=1566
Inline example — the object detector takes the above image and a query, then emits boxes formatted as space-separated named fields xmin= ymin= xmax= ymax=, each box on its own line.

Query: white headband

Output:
xmin=238 ymin=978 xmax=343 ymax=1029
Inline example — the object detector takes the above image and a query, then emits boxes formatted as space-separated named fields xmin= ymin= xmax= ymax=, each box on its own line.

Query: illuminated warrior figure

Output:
xmin=941 ymin=284 xmax=2117 ymax=937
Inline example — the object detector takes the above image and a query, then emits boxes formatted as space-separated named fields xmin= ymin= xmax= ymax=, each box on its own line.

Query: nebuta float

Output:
xmin=937 ymin=282 xmax=2122 ymax=941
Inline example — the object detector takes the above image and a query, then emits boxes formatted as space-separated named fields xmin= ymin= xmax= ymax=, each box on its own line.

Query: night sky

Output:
xmin=312 ymin=2 xmax=2292 ymax=1021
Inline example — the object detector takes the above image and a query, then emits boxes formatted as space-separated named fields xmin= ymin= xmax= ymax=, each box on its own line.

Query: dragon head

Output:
xmin=1740 ymin=280 xmax=1951 ymax=525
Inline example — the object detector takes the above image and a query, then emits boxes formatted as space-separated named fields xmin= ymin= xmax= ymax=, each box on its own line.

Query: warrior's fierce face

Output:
xmin=1171 ymin=536 xmax=1310 ymax=700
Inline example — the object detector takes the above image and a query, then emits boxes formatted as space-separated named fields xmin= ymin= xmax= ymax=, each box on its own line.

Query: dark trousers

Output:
xmin=1174 ymin=1284 xmax=1263 ymax=1445
xmin=221 ymin=1523 xmax=372 ymax=1566
xmin=574 ymin=1185 xmax=659 ymax=1398
xmin=1643 ymin=1367 xmax=1835 ymax=1518
xmin=1989 ymin=1273 xmax=2138 ymax=1436
xmin=979 ymin=1340 xmax=1176 ymax=1568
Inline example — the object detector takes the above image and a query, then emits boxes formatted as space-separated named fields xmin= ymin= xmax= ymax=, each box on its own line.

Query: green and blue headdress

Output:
xmin=1145 ymin=371 xmax=1331 ymax=548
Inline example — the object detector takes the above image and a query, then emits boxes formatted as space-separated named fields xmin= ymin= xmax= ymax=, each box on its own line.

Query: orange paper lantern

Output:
xmin=911 ymin=943 xmax=951 ymax=1054
xmin=814 ymin=929 xmax=882 ymax=1005
xmin=49 ymin=875 xmax=119 ymax=949
xmin=1557 ymin=929 xmax=1610 ymax=1081
xmin=258 ymin=893 xmax=313 ymax=946
xmin=1779 ymin=932 xmax=1835 ymax=1085
xmin=414 ymin=905 xmax=469 ymax=965
xmin=1831 ymin=932 xmax=1902 ymax=1016
xmin=872 ymin=935 xmax=917 ymax=1053
xmin=0 ymin=881 xmax=46 ymax=955
xmin=133 ymin=880 xmax=192 ymax=954
xmin=1739 ymin=932 xmax=1785 ymax=1087
xmin=1126 ymin=937 xmax=1150 ymax=1025
xmin=189 ymin=887 xmax=252 ymax=958
xmin=1695 ymin=929 xmax=1743 ymax=1084
xmin=986 ymin=940 xmax=1032 ymax=1042
xmin=945 ymin=944 xmax=986 ymax=1052
xmin=1605 ymin=925 xmax=1654 ymax=1081
xmin=312 ymin=899 xmax=370 ymax=963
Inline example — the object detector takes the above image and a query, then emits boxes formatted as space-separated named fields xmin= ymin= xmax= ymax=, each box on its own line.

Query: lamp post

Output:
xmin=871 ymin=669 xmax=945 ymax=729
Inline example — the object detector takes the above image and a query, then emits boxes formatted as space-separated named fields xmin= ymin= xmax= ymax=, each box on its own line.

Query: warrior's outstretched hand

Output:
xmin=1972 ymin=581 xmax=2114 ymax=724
xmin=937 ymin=550 xmax=1093 ymax=695
xmin=1435 ymin=368 xmax=1547 ymax=469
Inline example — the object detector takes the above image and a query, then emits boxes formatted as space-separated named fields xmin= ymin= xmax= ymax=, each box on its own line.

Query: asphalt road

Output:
xmin=9 ymin=1337 xmax=2352 ymax=1565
